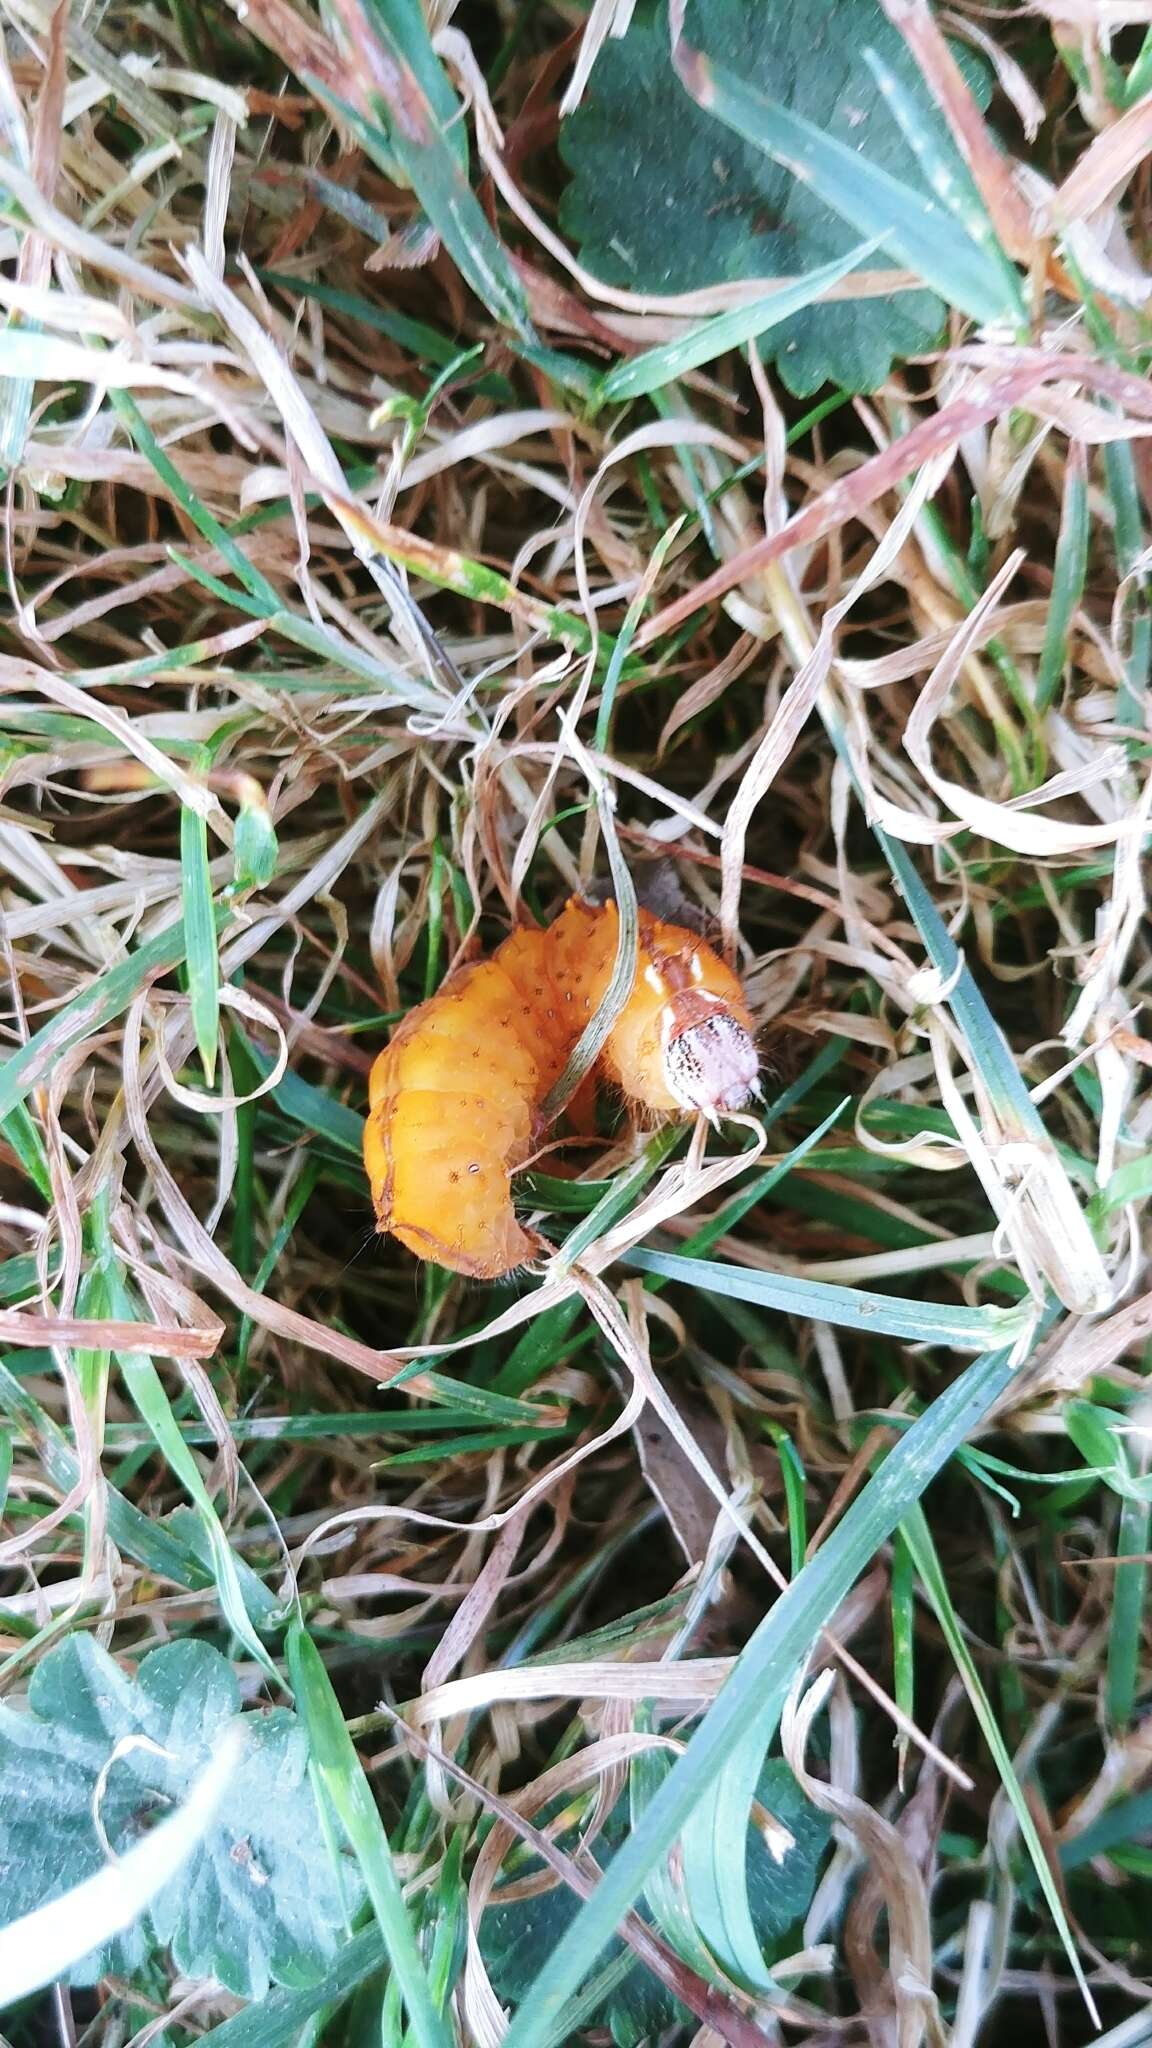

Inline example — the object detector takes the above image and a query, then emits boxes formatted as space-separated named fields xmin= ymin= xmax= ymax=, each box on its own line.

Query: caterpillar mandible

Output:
xmin=363 ymin=898 xmax=759 ymax=1279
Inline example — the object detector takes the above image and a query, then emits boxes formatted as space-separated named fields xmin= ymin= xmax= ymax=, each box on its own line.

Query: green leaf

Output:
xmin=560 ymin=0 xmax=992 ymax=396
xmin=0 ymin=1635 xmax=361 ymax=1998
xmin=692 ymin=53 xmax=1019 ymax=328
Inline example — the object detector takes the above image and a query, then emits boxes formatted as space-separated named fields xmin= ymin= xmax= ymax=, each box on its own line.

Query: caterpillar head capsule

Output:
xmin=663 ymin=1011 xmax=760 ymax=1122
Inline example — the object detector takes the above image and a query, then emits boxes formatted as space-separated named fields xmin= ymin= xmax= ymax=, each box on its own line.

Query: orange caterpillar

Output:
xmin=364 ymin=899 xmax=759 ymax=1279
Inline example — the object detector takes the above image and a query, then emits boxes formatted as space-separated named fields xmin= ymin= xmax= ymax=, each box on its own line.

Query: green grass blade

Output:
xmin=1060 ymin=249 xmax=1149 ymax=723
xmin=1035 ymin=440 xmax=1089 ymax=714
xmin=99 ymin=1256 xmax=281 ymax=1681
xmin=286 ymin=1624 xmax=453 ymax=2048
xmin=899 ymin=1503 xmax=1097 ymax=2019
xmin=596 ymin=243 xmax=875 ymax=407
xmin=114 ymin=1337 xmax=283 ymax=1678
xmin=305 ymin=5 xmax=531 ymax=340
xmin=1107 ymin=1487 xmax=1150 ymax=1729
xmin=180 ymin=792 xmax=221 ymax=1086
xmin=1 ymin=1099 xmax=51 ymax=1200
xmin=111 ymin=389 xmax=282 ymax=610
xmin=0 ymin=918 xmax=191 ymax=1124
xmin=593 ymin=523 xmax=682 ymax=753
xmin=890 ymin=1529 xmax=916 ymax=1778
xmin=500 ymin=1340 xmax=1021 ymax=2043
xmin=765 ymin=1424 xmax=807 ymax=1578
xmin=168 ymin=550 xmax=446 ymax=711
xmin=862 ymin=46 xmax=1025 ymax=322
xmin=871 ymin=822 xmax=1048 ymax=1138
xmin=860 ymin=809 xmax=1111 ymax=1313
xmin=669 ymin=1096 xmax=850 ymax=1262
xmin=232 ymin=784 xmax=279 ymax=890
xmin=1060 ymin=1789 xmax=1152 ymax=1872
xmin=257 ymin=270 xmax=476 ymax=367
xmin=0 ymin=1358 xmax=253 ymax=1605
xmin=236 ymin=1160 xmax=321 ymax=1371
xmin=623 ymin=1245 xmax=1029 ymax=1352
xmin=1105 ymin=429 xmax=1150 ymax=723
xmin=555 ymin=1130 xmax=682 ymax=1266
xmin=382 ymin=1422 xmax=571 ymax=1465
xmin=239 ymin=1038 xmax=365 ymax=1156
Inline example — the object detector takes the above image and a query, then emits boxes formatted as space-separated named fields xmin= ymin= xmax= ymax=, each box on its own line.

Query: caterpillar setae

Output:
xmin=363 ymin=898 xmax=759 ymax=1279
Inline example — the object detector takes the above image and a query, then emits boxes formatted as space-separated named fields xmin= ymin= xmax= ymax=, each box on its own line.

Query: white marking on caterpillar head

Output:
xmin=644 ymin=962 xmax=667 ymax=996
xmin=662 ymin=1012 xmax=760 ymax=1123
xmin=690 ymin=952 xmax=705 ymax=984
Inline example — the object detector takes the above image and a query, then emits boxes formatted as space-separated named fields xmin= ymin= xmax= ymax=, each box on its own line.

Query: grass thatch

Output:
xmin=2 ymin=2 xmax=1152 ymax=2044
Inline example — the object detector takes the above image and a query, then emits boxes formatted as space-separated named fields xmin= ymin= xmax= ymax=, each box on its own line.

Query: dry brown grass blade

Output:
xmin=783 ymin=1673 xmax=946 ymax=2048
xmin=0 ymin=1308 xmax=222 ymax=1357
xmin=218 ymin=0 xmax=346 ymax=100
xmin=1053 ymin=89 xmax=1152 ymax=224
xmin=634 ymin=364 xmax=1064 ymax=647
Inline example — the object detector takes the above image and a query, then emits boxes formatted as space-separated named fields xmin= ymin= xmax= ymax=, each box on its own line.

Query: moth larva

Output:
xmin=364 ymin=899 xmax=758 ymax=1278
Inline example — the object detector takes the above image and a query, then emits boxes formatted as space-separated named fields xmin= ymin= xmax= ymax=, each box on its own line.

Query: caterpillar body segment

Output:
xmin=364 ymin=936 xmax=560 ymax=1279
xmin=364 ymin=898 xmax=759 ymax=1278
